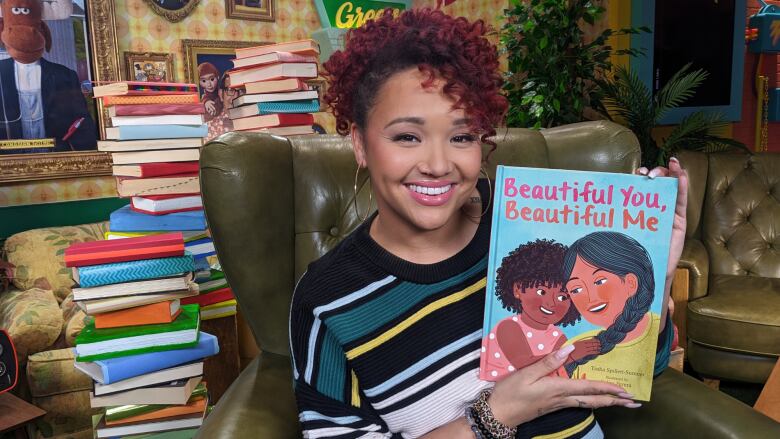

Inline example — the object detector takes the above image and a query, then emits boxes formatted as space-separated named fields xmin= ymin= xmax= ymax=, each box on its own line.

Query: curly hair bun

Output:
xmin=322 ymin=8 xmax=507 ymax=143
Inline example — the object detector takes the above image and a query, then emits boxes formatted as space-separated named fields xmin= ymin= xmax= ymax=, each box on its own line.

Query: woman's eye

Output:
xmin=594 ymin=278 xmax=607 ymax=286
xmin=536 ymin=289 xmax=545 ymax=296
xmin=557 ymin=294 xmax=567 ymax=301
xmin=392 ymin=134 xmax=419 ymax=143
xmin=452 ymin=134 xmax=477 ymax=143
xmin=569 ymin=287 xmax=582 ymax=294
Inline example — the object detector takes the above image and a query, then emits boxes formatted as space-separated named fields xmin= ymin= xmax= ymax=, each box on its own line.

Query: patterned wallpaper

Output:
xmin=0 ymin=176 xmax=117 ymax=207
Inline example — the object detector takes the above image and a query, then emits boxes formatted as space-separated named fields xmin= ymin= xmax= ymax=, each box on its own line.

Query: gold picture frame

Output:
xmin=305 ymin=77 xmax=328 ymax=112
xmin=226 ymin=0 xmax=275 ymax=22
xmin=0 ymin=0 xmax=120 ymax=183
xmin=124 ymin=51 xmax=176 ymax=83
xmin=181 ymin=39 xmax=260 ymax=84
xmin=143 ymin=0 xmax=201 ymax=23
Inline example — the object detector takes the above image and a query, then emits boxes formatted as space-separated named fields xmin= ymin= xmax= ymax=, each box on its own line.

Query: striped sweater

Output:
xmin=290 ymin=184 xmax=672 ymax=438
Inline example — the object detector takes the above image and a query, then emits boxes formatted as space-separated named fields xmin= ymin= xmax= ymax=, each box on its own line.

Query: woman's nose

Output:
xmin=421 ymin=142 xmax=451 ymax=177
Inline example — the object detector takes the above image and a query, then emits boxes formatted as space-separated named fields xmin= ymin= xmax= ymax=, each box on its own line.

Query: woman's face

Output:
xmin=565 ymin=256 xmax=638 ymax=328
xmin=200 ymin=74 xmax=217 ymax=93
xmin=351 ymin=68 xmax=482 ymax=232
xmin=513 ymin=283 xmax=571 ymax=326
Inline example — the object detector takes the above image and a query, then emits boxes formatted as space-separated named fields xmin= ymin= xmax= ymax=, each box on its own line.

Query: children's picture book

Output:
xmin=480 ymin=166 xmax=678 ymax=401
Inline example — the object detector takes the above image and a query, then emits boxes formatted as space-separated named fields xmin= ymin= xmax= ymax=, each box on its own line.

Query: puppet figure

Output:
xmin=198 ymin=62 xmax=222 ymax=122
xmin=0 ymin=0 xmax=96 ymax=150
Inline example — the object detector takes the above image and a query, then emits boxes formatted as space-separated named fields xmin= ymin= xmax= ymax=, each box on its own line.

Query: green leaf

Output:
xmin=540 ymin=36 xmax=548 ymax=49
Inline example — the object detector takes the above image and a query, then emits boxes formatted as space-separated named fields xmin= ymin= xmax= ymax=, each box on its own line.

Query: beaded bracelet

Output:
xmin=469 ymin=389 xmax=518 ymax=439
xmin=464 ymin=406 xmax=485 ymax=439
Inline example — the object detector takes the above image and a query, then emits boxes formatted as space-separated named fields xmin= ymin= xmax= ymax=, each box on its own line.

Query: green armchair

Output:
xmin=676 ymin=151 xmax=780 ymax=383
xmin=197 ymin=121 xmax=780 ymax=438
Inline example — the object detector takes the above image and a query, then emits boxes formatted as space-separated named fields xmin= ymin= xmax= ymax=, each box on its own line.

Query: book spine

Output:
xmin=113 ymin=104 xmax=205 ymax=116
xmin=258 ymin=99 xmax=320 ymax=115
xmin=65 ymin=245 xmax=184 ymax=267
xmin=112 ymin=125 xmax=208 ymax=140
xmin=480 ymin=166 xmax=505 ymax=381
xmin=75 ymin=256 xmax=195 ymax=288
xmin=101 ymin=95 xmax=200 ymax=106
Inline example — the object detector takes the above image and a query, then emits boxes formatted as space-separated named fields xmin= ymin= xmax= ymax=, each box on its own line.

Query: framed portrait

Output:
xmin=124 ymin=52 xmax=175 ymax=83
xmin=143 ymin=0 xmax=200 ymax=23
xmin=0 ymin=0 xmax=121 ymax=183
xmin=181 ymin=39 xmax=267 ymax=141
xmin=305 ymin=77 xmax=327 ymax=112
xmin=226 ymin=0 xmax=275 ymax=22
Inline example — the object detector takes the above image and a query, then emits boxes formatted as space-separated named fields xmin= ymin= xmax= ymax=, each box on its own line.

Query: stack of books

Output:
xmin=66 ymin=233 xmax=220 ymax=438
xmin=227 ymin=39 xmax=321 ymax=136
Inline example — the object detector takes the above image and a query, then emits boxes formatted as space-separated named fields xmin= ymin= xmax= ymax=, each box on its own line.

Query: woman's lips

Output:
xmin=588 ymin=302 xmax=608 ymax=313
xmin=406 ymin=183 xmax=455 ymax=207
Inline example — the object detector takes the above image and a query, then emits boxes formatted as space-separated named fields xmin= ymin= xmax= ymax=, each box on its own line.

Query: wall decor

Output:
xmin=226 ymin=0 xmax=275 ymax=22
xmin=182 ymin=39 xmax=263 ymax=140
xmin=124 ymin=52 xmax=175 ymax=82
xmin=0 ymin=0 xmax=120 ymax=183
xmin=143 ymin=0 xmax=201 ymax=22
xmin=305 ymin=77 xmax=328 ymax=112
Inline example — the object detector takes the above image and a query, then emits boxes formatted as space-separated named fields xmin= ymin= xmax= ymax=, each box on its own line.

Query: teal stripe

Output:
xmin=316 ymin=329 xmax=347 ymax=401
xmin=324 ymin=255 xmax=488 ymax=344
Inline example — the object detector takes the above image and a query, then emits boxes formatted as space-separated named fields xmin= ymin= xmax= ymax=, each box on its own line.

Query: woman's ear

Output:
xmin=625 ymin=273 xmax=639 ymax=296
xmin=351 ymin=124 xmax=367 ymax=168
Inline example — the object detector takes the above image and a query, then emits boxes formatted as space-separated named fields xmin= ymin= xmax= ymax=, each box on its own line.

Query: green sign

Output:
xmin=314 ymin=0 xmax=410 ymax=29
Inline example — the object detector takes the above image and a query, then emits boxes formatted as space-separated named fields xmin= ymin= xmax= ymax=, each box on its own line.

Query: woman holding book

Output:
xmin=289 ymin=8 xmax=688 ymax=439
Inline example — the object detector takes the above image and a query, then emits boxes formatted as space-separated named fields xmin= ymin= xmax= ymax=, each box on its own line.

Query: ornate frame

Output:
xmin=0 ymin=0 xmax=120 ymax=183
xmin=226 ymin=0 xmax=275 ymax=22
xmin=143 ymin=0 xmax=201 ymax=23
xmin=181 ymin=39 xmax=259 ymax=83
xmin=124 ymin=51 xmax=176 ymax=82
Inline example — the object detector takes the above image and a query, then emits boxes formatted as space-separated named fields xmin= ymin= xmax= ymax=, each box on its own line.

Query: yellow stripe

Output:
xmin=350 ymin=370 xmax=360 ymax=408
xmin=346 ymin=277 xmax=487 ymax=360
xmin=532 ymin=413 xmax=595 ymax=439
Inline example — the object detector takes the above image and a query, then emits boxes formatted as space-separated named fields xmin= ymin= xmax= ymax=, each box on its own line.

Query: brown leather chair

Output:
xmin=197 ymin=121 xmax=780 ymax=438
xmin=677 ymin=151 xmax=780 ymax=383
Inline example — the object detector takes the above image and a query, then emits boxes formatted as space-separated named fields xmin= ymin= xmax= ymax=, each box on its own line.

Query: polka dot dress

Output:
xmin=481 ymin=315 xmax=566 ymax=380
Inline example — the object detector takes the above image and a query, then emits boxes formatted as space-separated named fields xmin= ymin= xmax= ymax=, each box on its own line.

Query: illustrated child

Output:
xmin=198 ymin=62 xmax=222 ymax=122
xmin=483 ymin=239 xmax=600 ymax=380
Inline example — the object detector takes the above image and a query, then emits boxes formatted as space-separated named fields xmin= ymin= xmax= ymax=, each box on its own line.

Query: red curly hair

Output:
xmin=322 ymin=8 xmax=507 ymax=146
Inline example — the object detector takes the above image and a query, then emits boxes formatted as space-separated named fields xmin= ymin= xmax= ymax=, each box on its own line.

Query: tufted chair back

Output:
xmin=684 ymin=152 xmax=780 ymax=278
xmin=199 ymin=121 xmax=639 ymax=356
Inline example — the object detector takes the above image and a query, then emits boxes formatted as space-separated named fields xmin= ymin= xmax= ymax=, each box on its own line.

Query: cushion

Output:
xmin=0 ymin=288 xmax=63 ymax=361
xmin=687 ymin=274 xmax=780 ymax=356
xmin=4 ymin=222 xmax=108 ymax=302
xmin=60 ymin=292 xmax=87 ymax=348
xmin=26 ymin=349 xmax=97 ymax=438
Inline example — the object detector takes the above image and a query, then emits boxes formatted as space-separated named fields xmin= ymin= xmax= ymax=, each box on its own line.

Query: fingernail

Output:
xmin=555 ymin=345 xmax=575 ymax=360
xmin=669 ymin=157 xmax=679 ymax=164
xmin=624 ymin=402 xmax=642 ymax=408
xmin=648 ymin=170 xmax=659 ymax=179
xmin=618 ymin=392 xmax=634 ymax=399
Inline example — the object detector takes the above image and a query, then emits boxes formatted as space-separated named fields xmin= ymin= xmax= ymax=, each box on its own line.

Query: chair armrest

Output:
xmin=196 ymin=352 xmax=300 ymax=439
xmin=596 ymin=369 xmax=780 ymax=438
xmin=678 ymin=238 xmax=709 ymax=300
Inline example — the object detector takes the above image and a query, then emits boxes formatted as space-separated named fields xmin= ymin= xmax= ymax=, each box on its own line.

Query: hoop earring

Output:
xmin=464 ymin=167 xmax=492 ymax=219
xmin=353 ymin=166 xmax=373 ymax=222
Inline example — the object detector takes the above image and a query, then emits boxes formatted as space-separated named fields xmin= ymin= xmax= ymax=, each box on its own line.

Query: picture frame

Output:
xmin=124 ymin=52 xmax=175 ymax=83
xmin=143 ymin=0 xmax=201 ymax=23
xmin=226 ymin=0 xmax=275 ymax=22
xmin=305 ymin=77 xmax=327 ymax=112
xmin=0 ymin=0 xmax=120 ymax=183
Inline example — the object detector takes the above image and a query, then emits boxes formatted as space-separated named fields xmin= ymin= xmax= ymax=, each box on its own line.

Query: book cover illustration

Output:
xmin=480 ymin=166 xmax=678 ymax=401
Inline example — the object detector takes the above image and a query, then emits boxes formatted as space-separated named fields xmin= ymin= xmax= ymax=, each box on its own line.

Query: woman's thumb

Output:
xmin=528 ymin=345 xmax=575 ymax=380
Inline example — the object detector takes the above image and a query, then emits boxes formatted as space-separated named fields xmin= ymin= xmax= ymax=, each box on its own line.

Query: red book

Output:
xmin=232 ymin=113 xmax=314 ymax=131
xmin=64 ymin=233 xmax=185 ymax=267
xmin=181 ymin=288 xmax=235 ymax=308
xmin=235 ymin=39 xmax=319 ymax=59
xmin=109 ymin=103 xmax=205 ymax=117
xmin=112 ymin=162 xmax=201 ymax=178
xmin=131 ymin=194 xmax=203 ymax=215
xmin=231 ymin=52 xmax=318 ymax=70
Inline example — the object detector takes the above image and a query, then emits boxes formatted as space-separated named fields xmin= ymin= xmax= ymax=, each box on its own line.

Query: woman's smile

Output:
xmin=406 ymin=181 xmax=456 ymax=206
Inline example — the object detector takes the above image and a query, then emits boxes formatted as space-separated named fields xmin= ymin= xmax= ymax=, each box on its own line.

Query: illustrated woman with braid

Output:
xmin=562 ymin=231 xmax=661 ymax=397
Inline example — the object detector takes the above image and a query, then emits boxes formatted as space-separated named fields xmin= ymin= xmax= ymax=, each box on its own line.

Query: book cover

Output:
xmin=77 ymin=288 xmax=197 ymax=315
xmin=101 ymin=94 xmax=200 ymax=106
xmin=480 ymin=166 xmax=677 ymax=401
xmin=131 ymin=194 xmax=203 ymax=215
xmin=72 ymin=274 xmax=193 ymax=301
xmin=94 ymin=362 xmax=203 ymax=396
xmin=111 ymin=114 xmax=204 ymax=126
xmin=231 ymin=51 xmax=318 ymax=69
xmin=75 ymin=304 xmax=201 ymax=361
xmin=111 ymin=148 xmax=201 ymax=165
xmin=105 ymin=393 xmax=207 ymax=426
xmin=114 ymin=162 xmax=201 ymax=178
xmin=105 ymin=124 xmax=208 ymax=140
xmin=89 ymin=376 xmax=202 ymax=408
xmin=181 ymin=287 xmax=234 ymax=308
xmin=105 ymin=230 xmax=209 ymax=243
xmin=201 ymin=299 xmax=237 ymax=320
xmin=73 ymin=254 xmax=195 ymax=288
xmin=115 ymin=175 xmax=201 ymax=198
xmin=93 ymin=81 xmax=198 ymax=97
xmin=74 ymin=332 xmax=219 ymax=384
xmin=184 ymin=238 xmax=215 ymax=259
xmin=98 ymin=138 xmax=204 ymax=152
xmin=228 ymin=98 xmax=319 ymax=119
xmin=93 ymin=300 xmax=181 ymax=329
xmin=232 ymin=90 xmax=319 ymax=107
xmin=235 ymin=39 xmax=319 ymax=59
xmin=110 ymin=103 xmax=205 ymax=117
xmin=65 ymin=233 xmax=184 ymax=267
xmin=232 ymin=113 xmax=314 ymax=131
xmin=242 ymin=78 xmax=309 ymax=94
xmin=110 ymin=205 xmax=207 ymax=232
xmin=104 ymin=383 xmax=208 ymax=423
xmin=228 ymin=63 xmax=318 ymax=87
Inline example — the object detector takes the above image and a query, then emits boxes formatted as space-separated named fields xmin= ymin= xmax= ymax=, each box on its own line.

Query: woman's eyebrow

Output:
xmin=384 ymin=117 xmax=424 ymax=128
xmin=592 ymin=269 xmax=608 ymax=275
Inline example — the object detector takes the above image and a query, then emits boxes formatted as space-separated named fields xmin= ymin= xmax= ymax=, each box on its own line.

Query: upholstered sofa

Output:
xmin=196 ymin=121 xmax=780 ymax=438
xmin=676 ymin=151 xmax=780 ymax=383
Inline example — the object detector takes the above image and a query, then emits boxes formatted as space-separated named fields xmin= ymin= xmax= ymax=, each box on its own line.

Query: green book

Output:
xmin=75 ymin=304 xmax=200 ymax=362
xmin=104 ymin=383 xmax=208 ymax=422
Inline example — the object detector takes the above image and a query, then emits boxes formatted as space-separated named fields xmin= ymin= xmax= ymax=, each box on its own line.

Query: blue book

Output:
xmin=73 ymin=332 xmax=219 ymax=384
xmin=74 ymin=254 xmax=195 ymax=287
xmin=258 ymin=99 xmax=320 ymax=115
xmin=480 ymin=166 xmax=677 ymax=401
xmin=105 ymin=124 xmax=207 ymax=140
xmin=110 ymin=205 xmax=207 ymax=232
xmin=185 ymin=237 xmax=216 ymax=259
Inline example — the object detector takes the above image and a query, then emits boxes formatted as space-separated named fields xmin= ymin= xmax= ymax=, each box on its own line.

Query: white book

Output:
xmin=77 ymin=286 xmax=198 ymax=315
xmin=201 ymin=305 xmax=236 ymax=319
xmin=131 ymin=195 xmax=203 ymax=213
xmin=95 ymin=414 xmax=204 ymax=438
xmin=98 ymin=138 xmax=203 ymax=152
xmin=110 ymin=148 xmax=200 ymax=165
xmin=232 ymin=90 xmax=319 ymax=107
xmin=89 ymin=376 xmax=202 ymax=408
xmin=185 ymin=241 xmax=215 ymax=257
xmin=76 ymin=328 xmax=199 ymax=358
xmin=72 ymin=274 xmax=192 ymax=301
xmin=111 ymin=114 xmax=204 ymax=126
xmin=93 ymin=362 xmax=203 ymax=396
xmin=197 ymin=277 xmax=227 ymax=292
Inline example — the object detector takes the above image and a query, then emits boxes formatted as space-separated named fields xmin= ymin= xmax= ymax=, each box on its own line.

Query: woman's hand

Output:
xmin=487 ymin=345 xmax=639 ymax=428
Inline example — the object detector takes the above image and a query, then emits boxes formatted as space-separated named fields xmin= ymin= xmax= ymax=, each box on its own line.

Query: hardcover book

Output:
xmin=101 ymin=94 xmax=200 ymax=106
xmin=76 ymin=288 xmax=197 ymax=315
xmin=234 ymin=39 xmax=319 ymax=59
xmin=104 ymin=383 xmax=208 ymax=423
xmin=480 ymin=166 xmax=677 ymax=401
xmin=110 ymin=148 xmax=200 ymax=165
xmin=93 ymin=299 xmax=181 ymax=329
xmin=131 ymin=194 xmax=203 ymax=214
xmin=180 ymin=287 xmax=234 ymax=308
xmin=98 ymin=138 xmax=203 ymax=152
xmin=231 ymin=90 xmax=319 ymax=107
xmin=242 ymin=78 xmax=309 ymax=94
xmin=115 ymin=175 xmax=201 ymax=198
xmin=105 ymin=124 xmax=208 ymax=141
xmin=110 ymin=114 xmax=204 ymax=126
xmin=229 ymin=98 xmax=319 ymax=119
xmin=64 ymin=232 xmax=185 ymax=267
xmin=242 ymin=125 xmax=315 ymax=136
xmin=231 ymin=51 xmax=318 ymax=69
xmin=89 ymin=376 xmax=202 ymax=408
xmin=114 ymin=162 xmax=201 ymax=178
xmin=104 ymin=393 xmax=207 ymax=426
xmin=72 ymin=274 xmax=193 ymax=301
xmin=73 ymin=254 xmax=195 ymax=288
xmin=93 ymin=361 xmax=203 ymax=396
xmin=93 ymin=81 xmax=198 ymax=98
xmin=109 ymin=103 xmax=205 ymax=117
xmin=227 ymin=62 xmax=318 ymax=87
xmin=110 ymin=205 xmax=207 ymax=232
xmin=232 ymin=113 xmax=314 ymax=131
